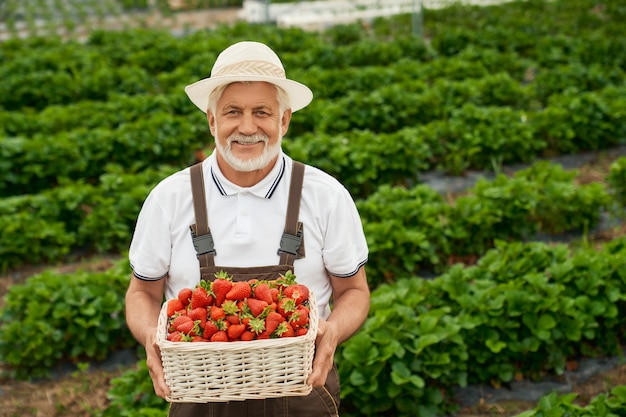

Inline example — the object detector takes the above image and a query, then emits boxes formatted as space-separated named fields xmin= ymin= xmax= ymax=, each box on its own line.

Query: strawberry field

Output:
xmin=1 ymin=0 xmax=626 ymax=416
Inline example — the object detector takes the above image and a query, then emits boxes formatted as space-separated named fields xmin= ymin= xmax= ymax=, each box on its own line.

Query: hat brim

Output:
xmin=184 ymin=75 xmax=313 ymax=114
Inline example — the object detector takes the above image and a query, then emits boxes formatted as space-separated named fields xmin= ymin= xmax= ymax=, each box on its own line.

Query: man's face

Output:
xmin=209 ymin=82 xmax=291 ymax=172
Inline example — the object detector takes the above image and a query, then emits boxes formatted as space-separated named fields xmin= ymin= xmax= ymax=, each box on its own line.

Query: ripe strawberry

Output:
xmin=188 ymin=307 xmax=208 ymax=329
xmin=256 ymin=331 xmax=270 ymax=340
xmin=226 ymin=281 xmax=252 ymax=301
xmin=227 ymin=323 xmax=246 ymax=340
xmin=283 ymin=284 xmax=309 ymax=305
xmin=167 ymin=331 xmax=183 ymax=342
xmin=172 ymin=315 xmax=192 ymax=331
xmin=177 ymin=320 xmax=197 ymax=336
xmin=247 ymin=298 xmax=269 ymax=317
xmin=191 ymin=336 xmax=206 ymax=342
xmin=210 ymin=306 xmax=225 ymax=321
xmin=240 ymin=331 xmax=256 ymax=341
xmin=210 ymin=330 xmax=229 ymax=342
xmin=212 ymin=275 xmax=233 ymax=306
xmin=265 ymin=311 xmax=285 ymax=335
xmin=296 ymin=327 xmax=308 ymax=337
xmin=277 ymin=297 xmax=296 ymax=317
xmin=167 ymin=299 xmax=185 ymax=317
xmin=270 ymin=288 xmax=280 ymax=303
xmin=222 ymin=300 xmax=239 ymax=315
xmin=203 ymin=320 xmax=219 ymax=340
xmin=253 ymin=282 xmax=273 ymax=304
xmin=248 ymin=317 xmax=266 ymax=335
xmin=275 ymin=322 xmax=295 ymax=338
xmin=221 ymin=300 xmax=240 ymax=324
xmin=177 ymin=287 xmax=193 ymax=306
xmin=226 ymin=314 xmax=241 ymax=325
xmin=191 ymin=286 xmax=213 ymax=309
xmin=289 ymin=305 xmax=309 ymax=328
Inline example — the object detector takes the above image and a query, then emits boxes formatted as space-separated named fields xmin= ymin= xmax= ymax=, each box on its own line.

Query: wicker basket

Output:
xmin=156 ymin=292 xmax=318 ymax=403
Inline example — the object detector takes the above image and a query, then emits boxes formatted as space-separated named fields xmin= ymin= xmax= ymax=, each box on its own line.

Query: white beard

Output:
xmin=215 ymin=128 xmax=282 ymax=172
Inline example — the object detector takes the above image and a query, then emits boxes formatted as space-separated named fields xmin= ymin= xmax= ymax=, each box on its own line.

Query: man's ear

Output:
xmin=207 ymin=111 xmax=216 ymax=136
xmin=281 ymin=109 xmax=292 ymax=136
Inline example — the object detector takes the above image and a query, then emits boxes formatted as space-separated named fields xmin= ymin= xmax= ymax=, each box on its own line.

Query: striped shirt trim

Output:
xmin=209 ymin=156 xmax=286 ymax=199
xmin=130 ymin=265 xmax=167 ymax=281
xmin=210 ymin=167 xmax=227 ymax=196
xmin=330 ymin=258 xmax=368 ymax=278
xmin=265 ymin=157 xmax=286 ymax=199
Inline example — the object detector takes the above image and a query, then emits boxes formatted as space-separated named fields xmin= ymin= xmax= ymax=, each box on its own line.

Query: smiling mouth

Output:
xmin=228 ymin=134 xmax=269 ymax=147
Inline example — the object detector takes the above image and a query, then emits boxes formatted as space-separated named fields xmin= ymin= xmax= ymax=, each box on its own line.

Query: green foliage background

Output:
xmin=1 ymin=0 xmax=626 ymax=416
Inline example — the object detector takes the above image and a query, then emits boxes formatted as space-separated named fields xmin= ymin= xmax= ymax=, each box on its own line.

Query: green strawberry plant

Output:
xmin=359 ymin=160 xmax=611 ymax=285
xmin=337 ymin=237 xmax=626 ymax=416
xmin=356 ymin=184 xmax=460 ymax=285
xmin=338 ymin=277 xmax=471 ymax=417
xmin=0 ymin=165 xmax=177 ymax=271
xmin=0 ymin=259 xmax=136 ymax=379
xmin=102 ymin=359 xmax=168 ymax=417
xmin=514 ymin=386 xmax=626 ymax=417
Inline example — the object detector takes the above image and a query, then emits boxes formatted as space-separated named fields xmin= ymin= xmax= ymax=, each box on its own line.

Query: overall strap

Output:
xmin=278 ymin=161 xmax=305 ymax=266
xmin=189 ymin=162 xmax=215 ymax=267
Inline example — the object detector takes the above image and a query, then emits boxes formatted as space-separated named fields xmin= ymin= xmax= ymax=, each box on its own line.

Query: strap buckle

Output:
xmin=190 ymin=226 xmax=217 ymax=257
xmin=278 ymin=229 xmax=302 ymax=256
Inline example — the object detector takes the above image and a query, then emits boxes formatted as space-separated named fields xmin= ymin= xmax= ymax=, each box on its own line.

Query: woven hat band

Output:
xmin=212 ymin=60 xmax=286 ymax=79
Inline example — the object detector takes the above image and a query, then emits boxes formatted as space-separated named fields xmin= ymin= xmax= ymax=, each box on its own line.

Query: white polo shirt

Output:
xmin=129 ymin=151 xmax=368 ymax=319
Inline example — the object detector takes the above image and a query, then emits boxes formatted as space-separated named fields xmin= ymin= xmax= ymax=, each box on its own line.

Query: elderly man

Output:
xmin=125 ymin=41 xmax=370 ymax=417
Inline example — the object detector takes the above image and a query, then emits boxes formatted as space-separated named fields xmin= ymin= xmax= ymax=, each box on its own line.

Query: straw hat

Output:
xmin=184 ymin=41 xmax=313 ymax=113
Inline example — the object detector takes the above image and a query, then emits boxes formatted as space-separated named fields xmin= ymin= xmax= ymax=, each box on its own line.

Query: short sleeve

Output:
xmin=321 ymin=186 xmax=368 ymax=277
xmin=128 ymin=191 xmax=172 ymax=280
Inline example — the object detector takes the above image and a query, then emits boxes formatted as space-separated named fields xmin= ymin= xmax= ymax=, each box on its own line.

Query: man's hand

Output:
xmin=125 ymin=275 xmax=169 ymax=399
xmin=307 ymin=267 xmax=370 ymax=387
xmin=307 ymin=318 xmax=338 ymax=387
xmin=145 ymin=328 xmax=171 ymax=399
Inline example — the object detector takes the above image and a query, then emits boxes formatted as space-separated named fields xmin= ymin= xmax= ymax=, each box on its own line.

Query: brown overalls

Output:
xmin=168 ymin=161 xmax=341 ymax=417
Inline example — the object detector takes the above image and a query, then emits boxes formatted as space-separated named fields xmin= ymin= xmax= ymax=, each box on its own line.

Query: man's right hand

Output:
xmin=145 ymin=328 xmax=171 ymax=399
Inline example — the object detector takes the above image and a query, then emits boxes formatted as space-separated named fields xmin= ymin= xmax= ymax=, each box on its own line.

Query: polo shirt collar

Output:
xmin=207 ymin=151 xmax=286 ymax=199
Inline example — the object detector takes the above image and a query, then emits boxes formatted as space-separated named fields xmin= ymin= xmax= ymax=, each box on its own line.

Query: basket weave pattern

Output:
xmin=156 ymin=293 xmax=318 ymax=403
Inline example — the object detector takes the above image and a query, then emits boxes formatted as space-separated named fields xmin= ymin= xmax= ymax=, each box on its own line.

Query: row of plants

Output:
xmin=516 ymin=389 xmax=626 ymax=417
xmin=2 ymin=234 xmax=625 ymax=416
xmin=285 ymin=84 xmax=626 ymax=188
xmin=1 ymin=156 xmax=623 ymax=281
xmin=0 ymin=111 xmax=204 ymax=197
xmin=101 ymin=361 xmax=626 ymax=417
xmin=1 ymin=0 xmax=127 ymax=37
xmin=1 ymin=38 xmax=624 ymax=200
xmin=0 ymin=0 xmax=244 ymax=40
xmin=2 ymin=81 xmax=623 ymax=199
xmin=0 ymin=165 xmax=177 ymax=271
xmin=337 ymin=237 xmax=626 ymax=416
xmin=359 ymin=159 xmax=623 ymax=285
xmin=0 ymin=259 xmax=136 ymax=380
xmin=1 ymin=27 xmax=623 ymax=113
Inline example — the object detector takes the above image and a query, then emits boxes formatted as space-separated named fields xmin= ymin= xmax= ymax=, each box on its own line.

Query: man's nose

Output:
xmin=238 ymin=112 xmax=257 ymax=135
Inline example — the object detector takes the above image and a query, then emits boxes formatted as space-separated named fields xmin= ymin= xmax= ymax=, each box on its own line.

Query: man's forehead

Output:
xmin=218 ymin=82 xmax=279 ymax=107
xmin=222 ymin=81 xmax=276 ymax=95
